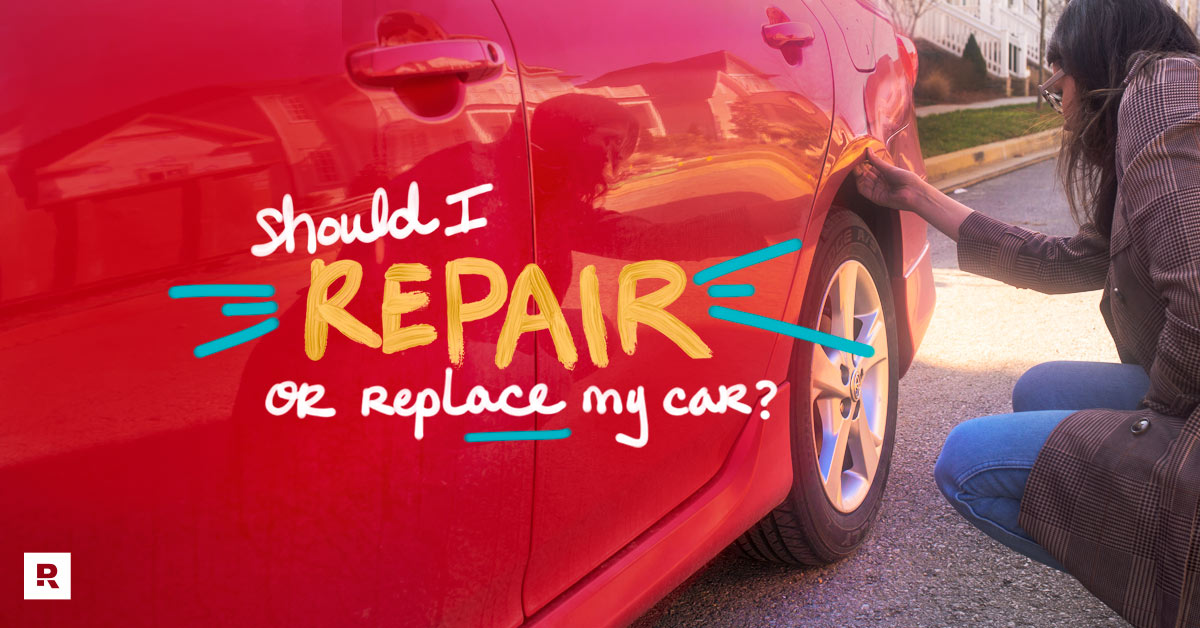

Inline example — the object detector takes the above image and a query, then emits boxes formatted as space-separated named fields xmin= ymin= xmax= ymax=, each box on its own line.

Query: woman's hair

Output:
xmin=530 ymin=93 xmax=640 ymax=206
xmin=1047 ymin=0 xmax=1200 ymax=238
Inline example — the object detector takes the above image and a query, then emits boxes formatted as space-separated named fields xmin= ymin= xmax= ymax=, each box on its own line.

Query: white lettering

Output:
xmin=443 ymin=183 xmax=492 ymax=236
xmin=356 ymin=369 xmax=567 ymax=440
xmin=251 ymin=182 xmax=487 ymax=256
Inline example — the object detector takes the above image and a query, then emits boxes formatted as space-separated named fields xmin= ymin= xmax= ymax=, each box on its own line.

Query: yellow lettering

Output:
xmin=305 ymin=259 xmax=382 ymax=360
xmin=617 ymin=260 xmax=711 ymax=359
xmin=579 ymin=264 xmax=609 ymax=367
xmin=496 ymin=264 xmax=577 ymax=369
xmin=446 ymin=258 xmax=508 ymax=365
xmin=382 ymin=263 xmax=436 ymax=354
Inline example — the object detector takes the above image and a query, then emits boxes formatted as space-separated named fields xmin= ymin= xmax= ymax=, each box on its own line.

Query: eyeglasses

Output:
xmin=1039 ymin=69 xmax=1065 ymax=114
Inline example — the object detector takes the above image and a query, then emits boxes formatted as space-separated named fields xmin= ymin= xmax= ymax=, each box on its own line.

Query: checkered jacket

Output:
xmin=955 ymin=53 xmax=1200 ymax=628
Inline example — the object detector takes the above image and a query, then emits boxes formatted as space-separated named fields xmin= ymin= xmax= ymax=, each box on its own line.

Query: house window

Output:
xmin=282 ymin=95 xmax=314 ymax=123
xmin=307 ymin=148 xmax=339 ymax=184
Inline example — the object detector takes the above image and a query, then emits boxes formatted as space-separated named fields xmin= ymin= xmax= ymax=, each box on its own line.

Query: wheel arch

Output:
xmin=831 ymin=176 xmax=916 ymax=379
xmin=798 ymin=142 xmax=918 ymax=380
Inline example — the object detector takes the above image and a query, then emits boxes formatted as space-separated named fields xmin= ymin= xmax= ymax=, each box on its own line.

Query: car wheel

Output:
xmin=735 ymin=208 xmax=899 ymax=565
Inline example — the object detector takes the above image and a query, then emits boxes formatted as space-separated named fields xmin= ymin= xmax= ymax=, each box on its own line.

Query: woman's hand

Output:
xmin=854 ymin=148 xmax=975 ymax=241
xmin=854 ymin=148 xmax=930 ymax=212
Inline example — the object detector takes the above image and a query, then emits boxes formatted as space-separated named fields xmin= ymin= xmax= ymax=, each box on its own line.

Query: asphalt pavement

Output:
xmin=633 ymin=158 xmax=1131 ymax=628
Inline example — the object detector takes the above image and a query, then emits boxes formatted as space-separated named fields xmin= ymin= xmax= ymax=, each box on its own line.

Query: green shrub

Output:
xmin=961 ymin=34 xmax=990 ymax=88
xmin=914 ymin=38 xmax=1009 ymax=103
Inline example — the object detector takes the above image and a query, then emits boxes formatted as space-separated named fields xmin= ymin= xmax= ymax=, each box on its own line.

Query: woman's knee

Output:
xmin=932 ymin=450 xmax=959 ymax=502
xmin=934 ymin=410 xmax=1069 ymax=502
xmin=933 ymin=417 xmax=985 ymax=500
xmin=1011 ymin=361 xmax=1069 ymax=412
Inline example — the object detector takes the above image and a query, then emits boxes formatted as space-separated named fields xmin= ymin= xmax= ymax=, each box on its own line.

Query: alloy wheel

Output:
xmin=809 ymin=260 xmax=889 ymax=513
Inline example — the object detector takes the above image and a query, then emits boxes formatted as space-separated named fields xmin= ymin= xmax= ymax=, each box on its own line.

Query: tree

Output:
xmin=880 ymin=0 xmax=938 ymax=38
xmin=1031 ymin=0 xmax=1069 ymax=108
xmin=730 ymin=101 xmax=769 ymax=141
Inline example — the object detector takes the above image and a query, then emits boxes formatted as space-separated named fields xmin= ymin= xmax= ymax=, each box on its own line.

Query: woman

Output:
xmin=855 ymin=0 xmax=1200 ymax=625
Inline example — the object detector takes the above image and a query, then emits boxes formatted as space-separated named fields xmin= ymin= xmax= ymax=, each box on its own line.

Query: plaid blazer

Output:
xmin=956 ymin=53 xmax=1200 ymax=628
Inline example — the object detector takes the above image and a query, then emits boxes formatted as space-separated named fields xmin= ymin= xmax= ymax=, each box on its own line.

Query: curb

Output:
xmin=924 ymin=128 xmax=1062 ymax=192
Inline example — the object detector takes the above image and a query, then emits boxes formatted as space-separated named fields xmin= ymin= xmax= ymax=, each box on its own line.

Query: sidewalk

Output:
xmin=915 ymin=95 xmax=1038 ymax=118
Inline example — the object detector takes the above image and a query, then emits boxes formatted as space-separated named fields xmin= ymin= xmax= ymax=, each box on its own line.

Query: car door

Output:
xmin=0 ymin=1 xmax=533 ymax=626
xmin=494 ymin=0 xmax=836 ymax=612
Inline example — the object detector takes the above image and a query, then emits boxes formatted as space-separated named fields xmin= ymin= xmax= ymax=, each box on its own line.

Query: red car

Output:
xmin=1 ymin=0 xmax=934 ymax=625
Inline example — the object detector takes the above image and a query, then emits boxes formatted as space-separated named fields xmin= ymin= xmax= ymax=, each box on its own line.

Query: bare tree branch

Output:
xmin=879 ymin=0 xmax=938 ymax=37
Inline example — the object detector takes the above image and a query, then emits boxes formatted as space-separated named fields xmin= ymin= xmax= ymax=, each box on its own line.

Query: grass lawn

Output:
xmin=917 ymin=103 xmax=1062 ymax=158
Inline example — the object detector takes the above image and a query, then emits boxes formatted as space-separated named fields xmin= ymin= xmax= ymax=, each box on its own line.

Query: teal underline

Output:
xmin=193 ymin=317 xmax=280 ymax=358
xmin=706 ymin=284 xmax=756 ymax=298
xmin=693 ymin=239 xmax=802 ymax=285
xmin=708 ymin=306 xmax=874 ymax=357
xmin=464 ymin=428 xmax=572 ymax=443
xmin=170 ymin=284 xmax=275 ymax=298
xmin=222 ymin=301 xmax=278 ymax=316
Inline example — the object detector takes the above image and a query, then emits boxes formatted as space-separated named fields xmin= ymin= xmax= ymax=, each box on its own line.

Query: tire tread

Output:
xmin=733 ymin=494 xmax=823 ymax=566
xmin=733 ymin=208 xmax=896 ymax=568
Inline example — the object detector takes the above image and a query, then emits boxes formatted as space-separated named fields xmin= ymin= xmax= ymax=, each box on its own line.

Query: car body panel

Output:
xmin=806 ymin=0 xmax=934 ymax=376
xmin=2 ymin=1 xmax=536 ymax=626
xmin=527 ymin=383 xmax=793 ymax=628
xmin=0 ymin=1 xmax=933 ymax=625
xmin=493 ymin=0 xmax=836 ymax=612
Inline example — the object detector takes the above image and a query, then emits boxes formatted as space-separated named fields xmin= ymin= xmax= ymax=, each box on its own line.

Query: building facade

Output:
xmin=913 ymin=0 xmax=1200 ymax=81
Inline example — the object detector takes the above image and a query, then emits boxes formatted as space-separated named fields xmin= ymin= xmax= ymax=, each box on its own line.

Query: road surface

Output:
xmin=635 ymin=158 xmax=1130 ymax=628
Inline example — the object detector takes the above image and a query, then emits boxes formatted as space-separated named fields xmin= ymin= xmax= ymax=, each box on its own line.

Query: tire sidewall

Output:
xmin=788 ymin=209 xmax=900 ymax=561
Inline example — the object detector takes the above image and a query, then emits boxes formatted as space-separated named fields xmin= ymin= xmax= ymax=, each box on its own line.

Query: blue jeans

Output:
xmin=933 ymin=361 xmax=1150 ymax=570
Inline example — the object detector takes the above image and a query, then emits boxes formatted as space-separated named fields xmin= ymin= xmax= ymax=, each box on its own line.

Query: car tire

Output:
xmin=735 ymin=208 xmax=900 ymax=566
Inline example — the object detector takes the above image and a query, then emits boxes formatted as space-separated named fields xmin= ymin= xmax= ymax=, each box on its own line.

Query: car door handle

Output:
xmin=346 ymin=39 xmax=505 ymax=87
xmin=762 ymin=22 xmax=815 ymax=48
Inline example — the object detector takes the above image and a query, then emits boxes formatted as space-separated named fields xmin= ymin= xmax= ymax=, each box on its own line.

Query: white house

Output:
xmin=913 ymin=0 xmax=1200 ymax=83
xmin=913 ymin=0 xmax=1044 ymax=80
xmin=1165 ymin=0 xmax=1200 ymax=29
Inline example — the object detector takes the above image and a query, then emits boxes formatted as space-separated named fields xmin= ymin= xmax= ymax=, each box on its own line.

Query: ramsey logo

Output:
xmin=23 ymin=553 xmax=70 ymax=600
